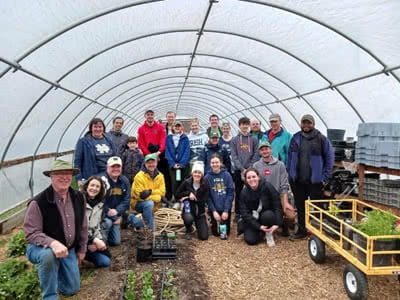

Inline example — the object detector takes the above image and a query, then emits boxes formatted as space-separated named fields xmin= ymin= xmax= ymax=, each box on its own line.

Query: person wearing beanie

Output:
xmin=287 ymin=114 xmax=334 ymax=240
xmin=175 ymin=162 xmax=209 ymax=240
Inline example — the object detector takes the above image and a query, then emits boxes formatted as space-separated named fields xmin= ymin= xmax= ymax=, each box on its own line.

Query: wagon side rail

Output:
xmin=306 ymin=199 xmax=400 ymax=276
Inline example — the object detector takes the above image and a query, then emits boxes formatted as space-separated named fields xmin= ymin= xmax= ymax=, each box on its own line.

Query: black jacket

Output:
xmin=239 ymin=179 xmax=283 ymax=230
xmin=175 ymin=176 xmax=209 ymax=216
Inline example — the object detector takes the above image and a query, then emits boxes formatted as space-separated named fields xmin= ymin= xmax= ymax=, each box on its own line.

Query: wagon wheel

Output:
xmin=308 ymin=235 xmax=326 ymax=263
xmin=343 ymin=264 xmax=368 ymax=300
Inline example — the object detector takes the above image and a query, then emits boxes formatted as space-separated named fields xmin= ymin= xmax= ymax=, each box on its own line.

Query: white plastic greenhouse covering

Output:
xmin=1 ymin=0 xmax=400 ymax=213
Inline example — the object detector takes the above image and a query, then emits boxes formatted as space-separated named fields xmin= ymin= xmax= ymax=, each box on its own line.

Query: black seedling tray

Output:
xmin=152 ymin=232 xmax=177 ymax=260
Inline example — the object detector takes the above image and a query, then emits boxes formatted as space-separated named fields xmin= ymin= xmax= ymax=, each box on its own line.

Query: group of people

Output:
xmin=24 ymin=110 xmax=334 ymax=299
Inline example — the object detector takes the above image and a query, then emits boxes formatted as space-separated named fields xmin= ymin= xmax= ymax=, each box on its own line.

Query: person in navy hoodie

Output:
xmin=205 ymin=154 xmax=234 ymax=237
xmin=165 ymin=121 xmax=190 ymax=205
xmin=74 ymin=118 xmax=116 ymax=187
xmin=287 ymin=114 xmax=334 ymax=240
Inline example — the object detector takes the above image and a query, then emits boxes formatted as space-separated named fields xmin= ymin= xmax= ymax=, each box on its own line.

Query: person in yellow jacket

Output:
xmin=131 ymin=153 xmax=166 ymax=230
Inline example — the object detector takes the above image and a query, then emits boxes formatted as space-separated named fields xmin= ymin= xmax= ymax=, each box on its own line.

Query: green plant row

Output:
xmin=6 ymin=231 xmax=27 ymax=258
xmin=354 ymin=209 xmax=398 ymax=236
xmin=0 ymin=259 xmax=41 ymax=300
xmin=124 ymin=269 xmax=178 ymax=300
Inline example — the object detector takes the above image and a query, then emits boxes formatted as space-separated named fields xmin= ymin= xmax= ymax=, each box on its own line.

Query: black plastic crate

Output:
xmin=152 ymin=231 xmax=177 ymax=260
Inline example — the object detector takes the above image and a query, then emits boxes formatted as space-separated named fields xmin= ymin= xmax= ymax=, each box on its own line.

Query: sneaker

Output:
xmin=265 ymin=232 xmax=275 ymax=247
xmin=172 ymin=202 xmax=181 ymax=210
xmin=234 ymin=214 xmax=241 ymax=224
xmin=184 ymin=232 xmax=192 ymax=240
xmin=289 ymin=231 xmax=307 ymax=241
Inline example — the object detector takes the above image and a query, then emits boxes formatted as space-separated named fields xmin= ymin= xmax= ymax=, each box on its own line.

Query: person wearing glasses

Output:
xmin=262 ymin=113 xmax=292 ymax=165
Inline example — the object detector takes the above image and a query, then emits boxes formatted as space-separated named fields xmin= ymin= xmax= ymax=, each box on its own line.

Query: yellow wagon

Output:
xmin=306 ymin=199 xmax=400 ymax=300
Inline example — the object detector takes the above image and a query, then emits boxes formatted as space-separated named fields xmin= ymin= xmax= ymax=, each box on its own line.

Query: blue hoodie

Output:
xmin=165 ymin=133 xmax=190 ymax=168
xmin=205 ymin=169 xmax=234 ymax=213
xmin=74 ymin=134 xmax=116 ymax=181
xmin=100 ymin=173 xmax=131 ymax=221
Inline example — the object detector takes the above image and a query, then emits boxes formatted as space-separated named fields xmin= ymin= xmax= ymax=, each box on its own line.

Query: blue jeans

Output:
xmin=135 ymin=200 xmax=154 ymax=230
xmin=127 ymin=213 xmax=144 ymax=229
xmin=102 ymin=218 xmax=121 ymax=246
xmin=26 ymin=244 xmax=80 ymax=300
xmin=85 ymin=251 xmax=111 ymax=267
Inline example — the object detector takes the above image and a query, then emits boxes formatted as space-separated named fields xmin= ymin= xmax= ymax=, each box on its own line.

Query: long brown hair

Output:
xmin=81 ymin=176 xmax=106 ymax=202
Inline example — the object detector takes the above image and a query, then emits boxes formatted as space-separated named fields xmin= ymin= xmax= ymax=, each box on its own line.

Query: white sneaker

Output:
xmin=266 ymin=232 xmax=275 ymax=247
xmin=172 ymin=202 xmax=181 ymax=210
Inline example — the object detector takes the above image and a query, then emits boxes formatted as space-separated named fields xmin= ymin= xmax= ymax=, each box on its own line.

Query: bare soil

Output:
xmin=2 ymin=225 xmax=400 ymax=299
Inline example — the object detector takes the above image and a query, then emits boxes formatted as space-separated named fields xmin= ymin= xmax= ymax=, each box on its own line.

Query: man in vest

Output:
xmin=24 ymin=160 xmax=88 ymax=299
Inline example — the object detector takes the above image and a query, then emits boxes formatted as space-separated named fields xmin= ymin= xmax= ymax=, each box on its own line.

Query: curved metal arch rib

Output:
xmin=9 ymin=24 xmax=359 ymax=164
xmin=96 ymin=65 xmax=274 ymax=128
xmin=123 ymin=97 xmax=237 ymax=135
xmin=122 ymin=90 xmax=242 ymax=126
xmin=103 ymin=83 xmax=248 ymax=129
xmin=0 ymin=0 xmax=164 ymax=79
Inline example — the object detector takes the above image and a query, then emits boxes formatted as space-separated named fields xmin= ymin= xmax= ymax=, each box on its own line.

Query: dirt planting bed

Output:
xmin=2 ymin=225 xmax=400 ymax=299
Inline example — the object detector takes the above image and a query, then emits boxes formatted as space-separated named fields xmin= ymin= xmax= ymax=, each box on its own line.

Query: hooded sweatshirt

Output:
xmin=188 ymin=131 xmax=209 ymax=162
xmin=205 ymin=169 xmax=234 ymax=213
xmin=137 ymin=121 xmax=166 ymax=156
xmin=199 ymin=143 xmax=231 ymax=174
xmin=252 ymin=157 xmax=289 ymax=195
xmin=231 ymin=133 xmax=259 ymax=171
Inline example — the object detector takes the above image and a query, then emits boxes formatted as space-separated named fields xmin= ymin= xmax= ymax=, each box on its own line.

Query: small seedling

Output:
xmin=162 ymin=269 xmax=178 ymax=300
xmin=142 ymin=271 xmax=155 ymax=300
xmin=124 ymin=271 xmax=136 ymax=300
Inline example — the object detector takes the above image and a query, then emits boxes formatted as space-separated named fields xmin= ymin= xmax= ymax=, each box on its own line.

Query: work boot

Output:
xmin=289 ymin=230 xmax=307 ymax=241
xmin=184 ymin=228 xmax=192 ymax=240
xmin=281 ymin=224 xmax=290 ymax=237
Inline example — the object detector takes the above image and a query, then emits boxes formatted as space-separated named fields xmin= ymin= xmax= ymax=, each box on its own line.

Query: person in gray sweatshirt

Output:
xmin=231 ymin=117 xmax=259 ymax=222
xmin=253 ymin=141 xmax=296 ymax=236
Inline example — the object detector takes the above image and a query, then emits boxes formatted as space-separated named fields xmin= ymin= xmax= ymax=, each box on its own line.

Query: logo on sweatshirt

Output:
xmin=264 ymin=169 xmax=271 ymax=176
xmin=96 ymin=144 xmax=110 ymax=154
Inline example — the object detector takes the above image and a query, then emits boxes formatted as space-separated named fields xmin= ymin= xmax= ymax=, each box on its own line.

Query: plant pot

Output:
xmin=136 ymin=241 xmax=152 ymax=263
xmin=323 ymin=217 xmax=340 ymax=240
xmin=353 ymin=233 xmax=397 ymax=266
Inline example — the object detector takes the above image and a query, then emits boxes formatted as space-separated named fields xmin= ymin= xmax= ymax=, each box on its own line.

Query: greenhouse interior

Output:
xmin=1 ymin=1 xmax=400 ymax=299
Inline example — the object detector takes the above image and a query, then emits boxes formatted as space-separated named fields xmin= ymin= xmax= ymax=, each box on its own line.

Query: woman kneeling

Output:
xmin=239 ymin=168 xmax=283 ymax=245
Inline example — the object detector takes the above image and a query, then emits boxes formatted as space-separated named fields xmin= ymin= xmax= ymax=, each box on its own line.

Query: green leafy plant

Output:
xmin=6 ymin=231 xmax=27 ymax=257
xmin=328 ymin=202 xmax=340 ymax=217
xmin=0 ymin=259 xmax=41 ymax=299
xmin=162 ymin=269 xmax=178 ymax=300
xmin=124 ymin=271 xmax=136 ymax=300
xmin=141 ymin=271 xmax=155 ymax=300
xmin=354 ymin=210 xmax=397 ymax=237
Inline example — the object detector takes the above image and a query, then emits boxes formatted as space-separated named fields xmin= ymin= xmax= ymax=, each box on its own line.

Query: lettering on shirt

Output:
xmin=240 ymin=144 xmax=249 ymax=151
xmin=109 ymin=187 xmax=123 ymax=196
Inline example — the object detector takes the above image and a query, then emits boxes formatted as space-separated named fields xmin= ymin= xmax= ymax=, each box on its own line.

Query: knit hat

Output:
xmin=191 ymin=162 xmax=204 ymax=175
xmin=301 ymin=114 xmax=315 ymax=124
xmin=43 ymin=160 xmax=80 ymax=177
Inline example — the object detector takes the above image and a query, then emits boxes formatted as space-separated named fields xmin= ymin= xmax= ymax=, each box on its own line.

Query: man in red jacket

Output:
xmin=137 ymin=109 xmax=166 ymax=157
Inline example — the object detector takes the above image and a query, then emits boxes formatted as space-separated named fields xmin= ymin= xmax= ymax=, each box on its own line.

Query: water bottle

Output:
xmin=265 ymin=232 xmax=275 ymax=247
xmin=176 ymin=169 xmax=181 ymax=181
xmin=219 ymin=224 xmax=227 ymax=240
xmin=183 ymin=200 xmax=191 ymax=214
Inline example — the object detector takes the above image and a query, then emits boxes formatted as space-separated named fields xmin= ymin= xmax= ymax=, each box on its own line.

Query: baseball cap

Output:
xmin=301 ymin=114 xmax=315 ymax=124
xmin=210 ymin=131 xmax=219 ymax=138
xmin=174 ymin=121 xmax=183 ymax=126
xmin=107 ymin=156 xmax=122 ymax=167
xmin=269 ymin=113 xmax=281 ymax=122
xmin=258 ymin=141 xmax=272 ymax=150
xmin=144 ymin=109 xmax=154 ymax=114
xmin=144 ymin=153 xmax=157 ymax=162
